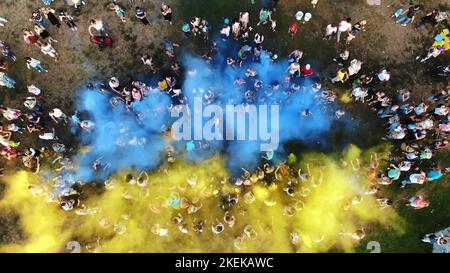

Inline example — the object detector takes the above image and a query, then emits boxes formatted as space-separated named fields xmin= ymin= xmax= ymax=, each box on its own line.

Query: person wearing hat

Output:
xmin=301 ymin=64 xmax=314 ymax=77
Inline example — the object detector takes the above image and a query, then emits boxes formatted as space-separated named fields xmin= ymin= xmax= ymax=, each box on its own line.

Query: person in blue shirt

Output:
xmin=427 ymin=168 xmax=444 ymax=181
xmin=135 ymin=7 xmax=151 ymax=26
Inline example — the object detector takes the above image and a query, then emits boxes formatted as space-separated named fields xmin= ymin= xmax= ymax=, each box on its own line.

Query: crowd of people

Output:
xmin=326 ymin=5 xmax=450 ymax=211
xmin=0 ymin=0 xmax=449 ymax=251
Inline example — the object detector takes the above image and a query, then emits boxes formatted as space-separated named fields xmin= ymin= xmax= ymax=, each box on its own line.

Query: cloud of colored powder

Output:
xmin=0 ymin=145 xmax=404 ymax=253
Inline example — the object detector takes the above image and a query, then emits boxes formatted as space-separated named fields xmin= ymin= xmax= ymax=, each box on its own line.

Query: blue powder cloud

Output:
xmin=69 ymin=44 xmax=333 ymax=180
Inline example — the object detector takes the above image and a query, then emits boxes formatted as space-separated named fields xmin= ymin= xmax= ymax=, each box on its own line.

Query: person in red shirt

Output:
xmin=288 ymin=22 xmax=299 ymax=38
xmin=1 ymin=146 xmax=18 ymax=160
xmin=301 ymin=64 xmax=314 ymax=76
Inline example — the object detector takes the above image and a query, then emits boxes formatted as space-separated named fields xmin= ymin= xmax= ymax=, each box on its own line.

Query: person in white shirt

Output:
xmin=0 ymin=16 xmax=7 ymax=27
xmin=49 ymin=108 xmax=67 ymax=123
xmin=27 ymin=84 xmax=42 ymax=96
xmin=25 ymin=57 xmax=48 ymax=72
xmin=40 ymin=42 xmax=58 ymax=60
xmin=348 ymin=59 xmax=363 ymax=76
xmin=67 ymin=0 xmax=86 ymax=9
xmin=88 ymin=19 xmax=105 ymax=36
xmin=337 ymin=18 xmax=352 ymax=42
xmin=324 ymin=23 xmax=337 ymax=40
xmin=239 ymin=11 xmax=249 ymax=30
xmin=141 ymin=55 xmax=155 ymax=73
xmin=220 ymin=25 xmax=231 ymax=41
xmin=377 ymin=69 xmax=391 ymax=82
xmin=109 ymin=77 xmax=120 ymax=92
xmin=231 ymin=21 xmax=241 ymax=39
xmin=39 ymin=128 xmax=56 ymax=140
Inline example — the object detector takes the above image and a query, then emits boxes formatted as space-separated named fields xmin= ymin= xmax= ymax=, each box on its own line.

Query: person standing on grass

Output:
xmin=30 ymin=10 xmax=48 ymax=28
xmin=231 ymin=20 xmax=241 ymax=40
xmin=415 ymin=9 xmax=439 ymax=29
xmin=0 ymin=107 xmax=21 ymax=121
xmin=67 ymin=0 xmax=86 ymax=9
xmin=49 ymin=108 xmax=67 ymax=124
xmin=397 ymin=5 xmax=420 ymax=26
xmin=288 ymin=21 xmax=299 ymax=38
xmin=377 ymin=69 xmax=391 ymax=82
xmin=25 ymin=57 xmax=48 ymax=73
xmin=40 ymin=42 xmax=58 ymax=61
xmin=257 ymin=7 xmax=271 ymax=26
xmin=27 ymin=84 xmax=43 ymax=97
xmin=39 ymin=128 xmax=57 ymax=141
xmin=141 ymin=55 xmax=156 ymax=73
xmin=34 ymin=24 xmax=58 ymax=44
xmin=161 ymin=3 xmax=173 ymax=25
xmin=0 ymin=72 xmax=16 ymax=89
xmin=59 ymin=10 xmax=77 ymax=31
xmin=324 ymin=23 xmax=337 ymax=40
xmin=288 ymin=49 xmax=303 ymax=63
xmin=422 ymin=233 xmax=450 ymax=246
xmin=407 ymin=195 xmax=429 ymax=209
xmin=331 ymin=68 xmax=349 ymax=83
xmin=41 ymin=7 xmax=61 ymax=28
xmin=0 ymin=40 xmax=16 ymax=61
xmin=0 ymin=61 xmax=7 ymax=71
xmin=135 ymin=7 xmax=151 ymax=26
xmin=239 ymin=11 xmax=249 ymax=30
xmin=89 ymin=19 xmax=105 ymax=37
xmin=270 ymin=19 xmax=277 ymax=32
xmin=346 ymin=20 xmax=367 ymax=45
xmin=301 ymin=64 xmax=314 ymax=77
xmin=0 ymin=16 xmax=7 ymax=27
xmin=23 ymin=29 xmax=41 ymax=48
xmin=110 ymin=1 xmax=126 ymax=23
xmin=337 ymin=18 xmax=352 ymax=43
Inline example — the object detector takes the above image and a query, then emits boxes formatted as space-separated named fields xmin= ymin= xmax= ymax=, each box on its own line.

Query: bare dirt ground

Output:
xmin=0 ymin=0 xmax=449 ymax=251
